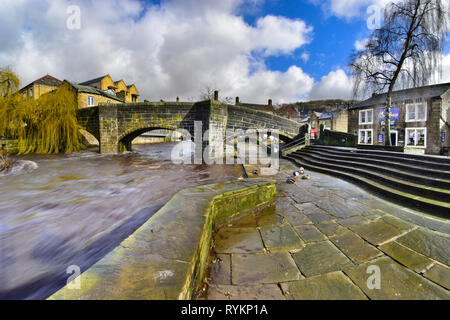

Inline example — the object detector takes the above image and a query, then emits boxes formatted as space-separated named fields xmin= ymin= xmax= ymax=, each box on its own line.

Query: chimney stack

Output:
xmin=176 ymin=96 xmax=180 ymax=102
xmin=235 ymin=97 xmax=240 ymax=105
xmin=268 ymin=99 xmax=273 ymax=107
xmin=214 ymin=90 xmax=219 ymax=101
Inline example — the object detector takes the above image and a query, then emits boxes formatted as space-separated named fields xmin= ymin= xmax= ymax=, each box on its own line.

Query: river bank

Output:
xmin=0 ymin=142 xmax=241 ymax=299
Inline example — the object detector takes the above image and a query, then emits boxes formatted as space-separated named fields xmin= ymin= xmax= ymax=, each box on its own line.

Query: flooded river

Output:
xmin=0 ymin=142 xmax=240 ymax=299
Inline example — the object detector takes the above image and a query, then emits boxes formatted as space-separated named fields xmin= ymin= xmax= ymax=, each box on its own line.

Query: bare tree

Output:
xmin=198 ymin=85 xmax=233 ymax=104
xmin=350 ymin=0 xmax=448 ymax=145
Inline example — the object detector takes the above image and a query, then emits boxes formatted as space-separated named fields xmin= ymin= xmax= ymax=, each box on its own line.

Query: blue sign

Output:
xmin=442 ymin=131 xmax=446 ymax=142
xmin=378 ymin=134 xmax=384 ymax=143
xmin=378 ymin=107 xmax=400 ymax=121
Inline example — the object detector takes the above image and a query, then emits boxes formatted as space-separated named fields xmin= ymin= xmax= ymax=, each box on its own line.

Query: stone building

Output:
xmin=62 ymin=81 xmax=125 ymax=108
xmin=235 ymin=97 xmax=275 ymax=114
xmin=19 ymin=74 xmax=63 ymax=99
xmin=79 ymin=74 xmax=140 ymax=103
xmin=300 ymin=110 xmax=349 ymax=139
xmin=348 ymin=82 xmax=450 ymax=155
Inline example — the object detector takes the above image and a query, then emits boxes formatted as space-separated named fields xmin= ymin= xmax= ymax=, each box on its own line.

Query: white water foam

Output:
xmin=1 ymin=160 xmax=39 ymax=176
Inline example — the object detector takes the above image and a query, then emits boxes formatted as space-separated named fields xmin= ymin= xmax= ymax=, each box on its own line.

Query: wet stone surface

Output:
xmin=205 ymin=160 xmax=450 ymax=300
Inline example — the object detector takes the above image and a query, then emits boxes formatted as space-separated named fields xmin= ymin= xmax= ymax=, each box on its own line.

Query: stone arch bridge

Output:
xmin=78 ymin=100 xmax=301 ymax=154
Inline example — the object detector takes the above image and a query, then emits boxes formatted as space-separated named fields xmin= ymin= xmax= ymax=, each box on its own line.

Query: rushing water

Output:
xmin=0 ymin=142 xmax=240 ymax=299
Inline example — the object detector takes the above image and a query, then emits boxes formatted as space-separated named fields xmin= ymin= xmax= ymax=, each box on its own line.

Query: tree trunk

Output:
xmin=385 ymin=93 xmax=392 ymax=146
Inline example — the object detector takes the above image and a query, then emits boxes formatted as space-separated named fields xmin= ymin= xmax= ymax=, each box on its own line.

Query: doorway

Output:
xmin=390 ymin=130 xmax=398 ymax=146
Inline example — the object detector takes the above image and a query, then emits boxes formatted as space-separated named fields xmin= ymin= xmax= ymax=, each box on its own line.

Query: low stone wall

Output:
xmin=318 ymin=129 xmax=357 ymax=147
xmin=48 ymin=179 xmax=276 ymax=300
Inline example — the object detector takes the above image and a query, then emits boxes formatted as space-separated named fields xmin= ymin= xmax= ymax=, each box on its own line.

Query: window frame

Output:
xmin=358 ymin=129 xmax=373 ymax=145
xmin=405 ymin=127 xmax=427 ymax=148
xmin=405 ymin=103 xmax=427 ymax=122
xmin=87 ymin=96 xmax=95 ymax=107
xmin=359 ymin=109 xmax=373 ymax=125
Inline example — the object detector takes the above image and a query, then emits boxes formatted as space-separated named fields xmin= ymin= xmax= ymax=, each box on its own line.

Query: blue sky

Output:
xmin=1 ymin=0 xmax=449 ymax=103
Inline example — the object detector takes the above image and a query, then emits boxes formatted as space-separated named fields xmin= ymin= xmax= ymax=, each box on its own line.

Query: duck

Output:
xmin=252 ymin=169 xmax=258 ymax=175
xmin=286 ymin=177 xmax=296 ymax=184
xmin=302 ymin=174 xmax=311 ymax=180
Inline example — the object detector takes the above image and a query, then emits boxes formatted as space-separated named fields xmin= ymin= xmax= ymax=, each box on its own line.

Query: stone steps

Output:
xmin=285 ymin=146 xmax=450 ymax=218
xmin=295 ymin=148 xmax=450 ymax=189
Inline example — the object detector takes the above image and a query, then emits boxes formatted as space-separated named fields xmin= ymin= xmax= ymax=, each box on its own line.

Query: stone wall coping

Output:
xmin=48 ymin=178 xmax=276 ymax=300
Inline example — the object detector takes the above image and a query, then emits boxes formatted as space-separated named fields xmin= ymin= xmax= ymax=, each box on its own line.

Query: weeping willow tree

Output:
xmin=0 ymin=69 xmax=84 ymax=154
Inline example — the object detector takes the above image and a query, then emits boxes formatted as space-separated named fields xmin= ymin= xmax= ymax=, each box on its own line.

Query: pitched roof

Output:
xmin=351 ymin=82 xmax=450 ymax=109
xmin=21 ymin=74 xmax=63 ymax=89
xmin=64 ymin=81 xmax=124 ymax=102
xmin=79 ymin=75 xmax=108 ymax=86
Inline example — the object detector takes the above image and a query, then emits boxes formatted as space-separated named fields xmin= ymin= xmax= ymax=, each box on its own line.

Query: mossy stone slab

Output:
xmin=292 ymin=241 xmax=353 ymax=277
xmin=281 ymin=271 xmax=367 ymax=300
xmin=338 ymin=216 xmax=369 ymax=227
xmin=214 ymin=227 xmax=264 ymax=254
xmin=207 ymin=284 xmax=285 ymax=300
xmin=294 ymin=202 xmax=327 ymax=215
xmin=293 ymin=225 xmax=327 ymax=243
xmin=379 ymin=241 xmax=433 ymax=273
xmin=279 ymin=211 xmax=312 ymax=226
xmin=423 ymin=264 xmax=450 ymax=290
xmin=348 ymin=218 xmax=405 ymax=246
xmin=210 ymin=254 xmax=231 ymax=285
xmin=344 ymin=256 xmax=450 ymax=300
xmin=381 ymin=215 xmax=415 ymax=232
xmin=396 ymin=228 xmax=450 ymax=266
xmin=315 ymin=222 xmax=348 ymax=237
xmin=232 ymin=252 xmax=301 ymax=285
xmin=330 ymin=231 xmax=382 ymax=264
xmin=49 ymin=250 xmax=191 ymax=300
xmin=260 ymin=224 xmax=305 ymax=252
xmin=308 ymin=213 xmax=335 ymax=224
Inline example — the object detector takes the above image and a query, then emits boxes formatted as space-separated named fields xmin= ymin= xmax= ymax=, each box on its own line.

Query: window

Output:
xmin=359 ymin=109 xmax=373 ymax=125
xmin=358 ymin=129 xmax=373 ymax=145
xmin=87 ymin=96 xmax=95 ymax=106
xmin=406 ymin=103 xmax=427 ymax=122
xmin=406 ymin=128 xmax=426 ymax=148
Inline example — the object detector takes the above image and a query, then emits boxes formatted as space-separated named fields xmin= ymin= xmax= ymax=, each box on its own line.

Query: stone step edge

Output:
xmin=293 ymin=152 xmax=450 ymax=202
xmin=303 ymin=147 xmax=450 ymax=176
xmin=285 ymin=155 xmax=450 ymax=219
xmin=309 ymin=145 xmax=450 ymax=166
xmin=48 ymin=179 xmax=277 ymax=300
xmin=294 ymin=150 xmax=450 ymax=193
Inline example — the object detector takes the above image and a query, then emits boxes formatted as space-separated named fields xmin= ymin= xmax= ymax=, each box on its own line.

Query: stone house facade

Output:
xmin=79 ymin=74 xmax=140 ymax=103
xmin=62 ymin=81 xmax=125 ymax=108
xmin=300 ymin=110 xmax=349 ymax=139
xmin=348 ymin=83 xmax=450 ymax=155
xmin=19 ymin=74 xmax=63 ymax=99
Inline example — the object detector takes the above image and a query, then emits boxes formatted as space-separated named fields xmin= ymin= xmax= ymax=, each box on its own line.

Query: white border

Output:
xmin=359 ymin=108 xmax=373 ymax=125
xmin=405 ymin=127 xmax=427 ymax=148
xmin=358 ymin=129 xmax=374 ymax=145
xmin=405 ymin=103 xmax=427 ymax=123
xmin=390 ymin=130 xmax=398 ymax=146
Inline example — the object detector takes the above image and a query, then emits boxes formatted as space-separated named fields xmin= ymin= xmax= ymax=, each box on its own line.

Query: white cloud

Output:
xmin=301 ymin=52 xmax=310 ymax=62
xmin=354 ymin=38 xmax=369 ymax=51
xmin=0 ymin=0 xmax=323 ymax=104
xmin=310 ymin=0 xmax=393 ymax=19
xmin=309 ymin=69 xmax=354 ymax=100
xmin=441 ymin=53 xmax=450 ymax=83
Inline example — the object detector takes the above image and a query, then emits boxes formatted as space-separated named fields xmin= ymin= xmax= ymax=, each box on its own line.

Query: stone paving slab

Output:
xmin=281 ymin=271 xmax=367 ymax=300
xmin=214 ymin=228 xmax=264 ymax=254
xmin=315 ymin=221 xmax=348 ymax=237
xmin=260 ymin=224 xmax=304 ymax=253
xmin=381 ymin=215 xmax=416 ymax=232
xmin=207 ymin=284 xmax=285 ymax=300
xmin=292 ymin=241 xmax=353 ymax=277
xmin=232 ymin=252 xmax=302 ymax=285
xmin=308 ymin=212 xmax=335 ymax=224
xmin=379 ymin=241 xmax=433 ymax=273
xmin=423 ymin=264 xmax=450 ymax=290
xmin=344 ymin=256 xmax=450 ymax=300
xmin=293 ymin=224 xmax=327 ymax=243
xmin=209 ymin=254 xmax=231 ymax=285
xmin=279 ymin=210 xmax=312 ymax=226
xmin=396 ymin=228 xmax=450 ymax=266
xmin=348 ymin=218 xmax=405 ymax=246
xmin=338 ymin=216 xmax=369 ymax=227
xmin=330 ymin=230 xmax=383 ymax=264
xmin=295 ymin=202 xmax=329 ymax=215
